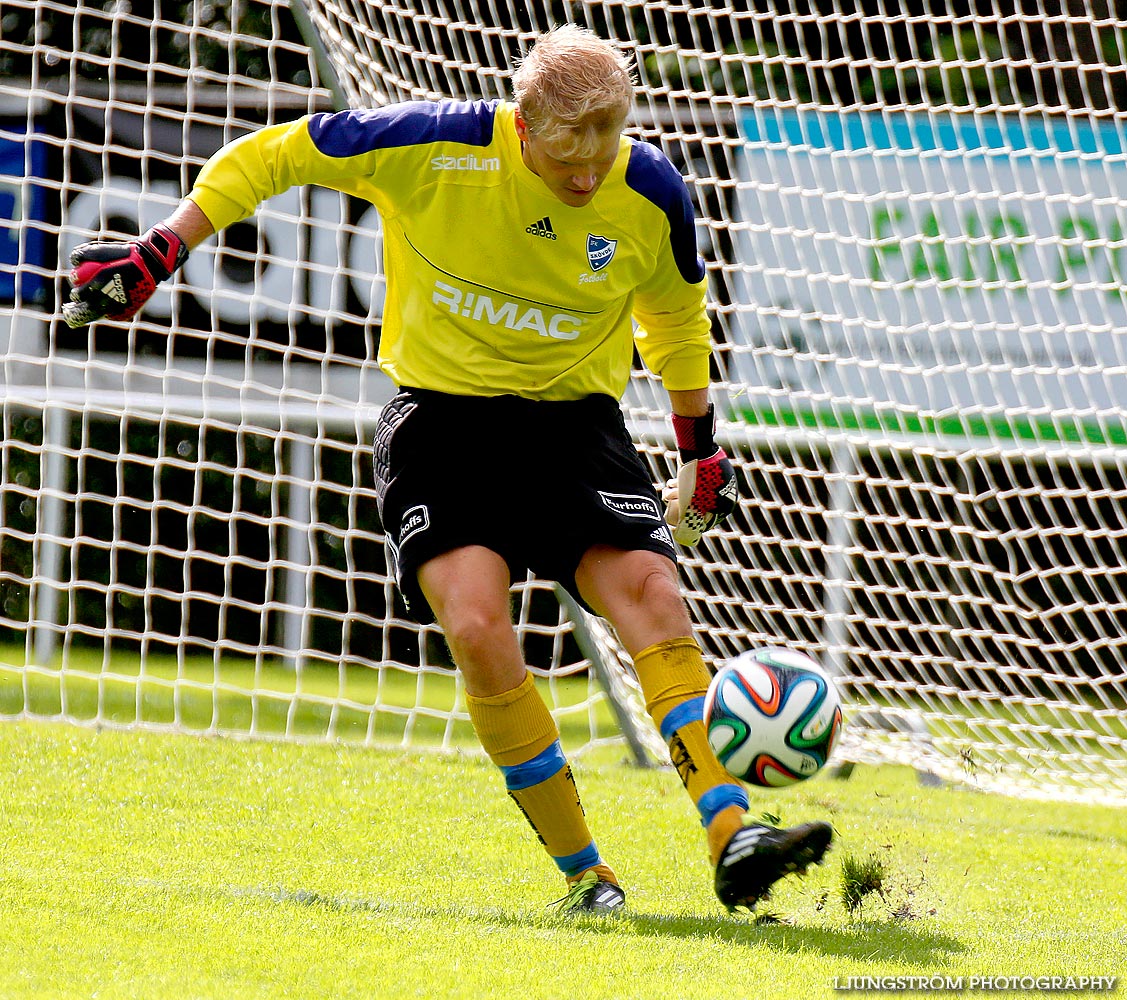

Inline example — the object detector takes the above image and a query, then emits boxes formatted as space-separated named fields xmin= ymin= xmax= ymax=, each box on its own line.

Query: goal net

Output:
xmin=3 ymin=0 xmax=1127 ymax=804
xmin=0 ymin=0 xmax=659 ymax=764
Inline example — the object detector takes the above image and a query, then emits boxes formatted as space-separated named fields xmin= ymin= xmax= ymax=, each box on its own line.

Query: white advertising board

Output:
xmin=732 ymin=108 xmax=1127 ymax=443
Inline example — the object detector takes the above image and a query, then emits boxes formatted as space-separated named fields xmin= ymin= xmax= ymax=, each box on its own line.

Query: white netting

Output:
xmin=3 ymin=1 xmax=1127 ymax=803
xmin=0 ymin=0 xmax=644 ymax=761
xmin=292 ymin=0 xmax=1127 ymax=804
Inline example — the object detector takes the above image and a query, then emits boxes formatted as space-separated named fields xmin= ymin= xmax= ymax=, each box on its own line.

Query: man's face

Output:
xmin=515 ymin=112 xmax=622 ymax=208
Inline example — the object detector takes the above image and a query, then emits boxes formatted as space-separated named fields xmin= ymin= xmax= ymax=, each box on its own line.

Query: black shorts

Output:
xmin=373 ymin=387 xmax=677 ymax=623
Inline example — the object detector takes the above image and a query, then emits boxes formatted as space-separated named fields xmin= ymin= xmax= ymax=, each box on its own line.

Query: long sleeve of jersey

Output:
xmin=187 ymin=100 xmax=713 ymax=400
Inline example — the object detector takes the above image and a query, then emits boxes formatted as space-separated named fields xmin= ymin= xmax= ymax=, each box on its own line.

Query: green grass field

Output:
xmin=0 ymin=650 xmax=619 ymax=752
xmin=1 ymin=715 xmax=1124 ymax=999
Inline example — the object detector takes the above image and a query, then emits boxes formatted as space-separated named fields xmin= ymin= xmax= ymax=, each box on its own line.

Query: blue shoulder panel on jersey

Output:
xmin=307 ymin=99 xmax=499 ymax=157
xmin=624 ymin=141 xmax=706 ymax=284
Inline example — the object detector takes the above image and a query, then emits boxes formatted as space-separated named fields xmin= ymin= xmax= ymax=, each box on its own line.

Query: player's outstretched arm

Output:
xmin=663 ymin=389 xmax=739 ymax=546
xmin=62 ymin=200 xmax=216 ymax=329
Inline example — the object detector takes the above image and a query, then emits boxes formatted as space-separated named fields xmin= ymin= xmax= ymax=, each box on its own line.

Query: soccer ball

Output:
xmin=704 ymin=646 xmax=843 ymax=787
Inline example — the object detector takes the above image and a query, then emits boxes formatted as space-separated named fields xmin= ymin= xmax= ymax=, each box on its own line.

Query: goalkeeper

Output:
xmin=63 ymin=24 xmax=831 ymax=914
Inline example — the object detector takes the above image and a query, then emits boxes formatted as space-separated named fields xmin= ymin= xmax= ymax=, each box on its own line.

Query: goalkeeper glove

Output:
xmin=663 ymin=404 xmax=739 ymax=546
xmin=62 ymin=224 xmax=188 ymax=328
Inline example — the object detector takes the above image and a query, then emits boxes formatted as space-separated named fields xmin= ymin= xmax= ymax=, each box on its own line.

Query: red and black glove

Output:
xmin=62 ymin=224 xmax=188 ymax=328
xmin=663 ymin=404 xmax=739 ymax=546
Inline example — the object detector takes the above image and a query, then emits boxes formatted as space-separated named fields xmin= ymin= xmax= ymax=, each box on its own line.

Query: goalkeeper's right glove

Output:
xmin=62 ymin=224 xmax=188 ymax=328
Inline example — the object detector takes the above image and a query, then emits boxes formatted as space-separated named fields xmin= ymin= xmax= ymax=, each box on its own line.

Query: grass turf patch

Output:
xmin=0 ymin=721 xmax=1124 ymax=999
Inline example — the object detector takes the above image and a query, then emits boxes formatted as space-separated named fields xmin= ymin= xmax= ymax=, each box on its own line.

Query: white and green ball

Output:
xmin=704 ymin=646 xmax=843 ymax=787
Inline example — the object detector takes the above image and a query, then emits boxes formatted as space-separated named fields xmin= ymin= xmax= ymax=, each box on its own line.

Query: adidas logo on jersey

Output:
xmin=525 ymin=217 xmax=557 ymax=240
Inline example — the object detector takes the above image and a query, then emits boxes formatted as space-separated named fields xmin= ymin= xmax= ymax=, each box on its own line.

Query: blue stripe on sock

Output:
xmin=659 ymin=696 xmax=706 ymax=741
xmin=498 ymin=740 xmax=567 ymax=791
xmin=697 ymin=783 xmax=750 ymax=828
xmin=555 ymin=842 xmax=602 ymax=878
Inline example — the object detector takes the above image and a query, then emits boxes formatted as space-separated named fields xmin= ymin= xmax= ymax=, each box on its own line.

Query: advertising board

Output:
xmin=733 ymin=108 xmax=1127 ymax=442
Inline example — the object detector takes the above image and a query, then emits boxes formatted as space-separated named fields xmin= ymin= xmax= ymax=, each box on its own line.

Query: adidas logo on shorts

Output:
xmin=525 ymin=216 xmax=557 ymax=240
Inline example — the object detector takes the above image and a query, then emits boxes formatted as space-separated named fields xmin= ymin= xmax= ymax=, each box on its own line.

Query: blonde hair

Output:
xmin=511 ymin=24 xmax=635 ymax=158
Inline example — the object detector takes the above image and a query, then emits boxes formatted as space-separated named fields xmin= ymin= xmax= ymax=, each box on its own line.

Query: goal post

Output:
xmin=2 ymin=0 xmax=1127 ymax=804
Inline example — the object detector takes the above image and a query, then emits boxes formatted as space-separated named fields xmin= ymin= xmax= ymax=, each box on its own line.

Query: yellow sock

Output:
xmin=466 ymin=672 xmax=615 ymax=882
xmin=634 ymin=637 xmax=749 ymax=865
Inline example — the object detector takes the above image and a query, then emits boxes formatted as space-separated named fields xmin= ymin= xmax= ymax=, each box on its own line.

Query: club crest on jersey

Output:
xmin=586 ymin=234 xmax=617 ymax=272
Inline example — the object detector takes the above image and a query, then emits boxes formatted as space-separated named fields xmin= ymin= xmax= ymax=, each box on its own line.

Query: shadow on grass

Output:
xmin=1045 ymin=827 xmax=1127 ymax=849
xmin=619 ymin=911 xmax=966 ymax=963
xmin=263 ymin=886 xmax=966 ymax=965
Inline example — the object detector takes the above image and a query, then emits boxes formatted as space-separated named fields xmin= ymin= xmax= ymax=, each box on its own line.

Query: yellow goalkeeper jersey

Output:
xmin=188 ymin=100 xmax=712 ymax=400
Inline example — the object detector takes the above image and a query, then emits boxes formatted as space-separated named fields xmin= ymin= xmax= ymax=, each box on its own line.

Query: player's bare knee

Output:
xmin=578 ymin=548 xmax=689 ymax=632
xmin=438 ymin=602 xmax=514 ymax=661
xmin=610 ymin=563 xmax=692 ymax=638
xmin=634 ymin=563 xmax=682 ymax=611
xmin=644 ymin=575 xmax=693 ymax=633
